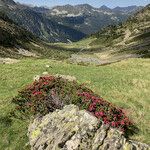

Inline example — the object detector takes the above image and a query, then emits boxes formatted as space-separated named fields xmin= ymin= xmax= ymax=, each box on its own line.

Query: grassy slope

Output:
xmin=90 ymin=5 xmax=150 ymax=57
xmin=0 ymin=58 xmax=150 ymax=149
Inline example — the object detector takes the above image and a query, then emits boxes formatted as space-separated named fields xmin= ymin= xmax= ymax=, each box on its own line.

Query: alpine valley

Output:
xmin=0 ymin=0 xmax=142 ymax=42
xmin=0 ymin=0 xmax=150 ymax=150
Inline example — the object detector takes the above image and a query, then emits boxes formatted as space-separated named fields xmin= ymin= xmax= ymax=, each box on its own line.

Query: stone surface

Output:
xmin=55 ymin=74 xmax=77 ymax=82
xmin=0 ymin=58 xmax=20 ymax=64
xmin=28 ymin=105 xmax=150 ymax=150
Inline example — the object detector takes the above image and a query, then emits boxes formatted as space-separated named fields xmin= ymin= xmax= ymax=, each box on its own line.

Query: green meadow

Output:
xmin=0 ymin=58 xmax=150 ymax=149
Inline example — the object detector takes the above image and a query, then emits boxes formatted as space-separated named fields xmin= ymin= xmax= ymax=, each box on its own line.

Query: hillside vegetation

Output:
xmin=47 ymin=5 xmax=150 ymax=66
xmin=89 ymin=4 xmax=150 ymax=58
xmin=0 ymin=12 xmax=83 ymax=59
xmin=0 ymin=12 xmax=36 ymax=47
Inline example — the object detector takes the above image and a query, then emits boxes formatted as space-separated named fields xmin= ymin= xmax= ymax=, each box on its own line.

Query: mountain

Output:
xmin=43 ymin=4 xmax=143 ymax=35
xmin=90 ymin=4 xmax=150 ymax=57
xmin=0 ymin=0 xmax=16 ymax=6
xmin=0 ymin=0 xmax=86 ymax=43
xmin=100 ymin=5 xmax=112 ymax=11
xmin=0 ymin=0 xmax=142 ymax=42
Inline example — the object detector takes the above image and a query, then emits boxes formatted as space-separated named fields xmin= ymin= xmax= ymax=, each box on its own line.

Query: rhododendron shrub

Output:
xmin=13 ymin=76 xmax=89 ymax=115
xmin=12 ymin=75 xmax=133 ymax=132
xmin=78 ymin=92 xmax=132 ymax=132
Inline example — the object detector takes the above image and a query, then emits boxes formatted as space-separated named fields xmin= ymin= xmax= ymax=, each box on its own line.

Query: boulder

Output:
xmin=28 ymin=105 xmax=149 ymax=150
xmin=55 ymin=74 xmax=77 ymax=82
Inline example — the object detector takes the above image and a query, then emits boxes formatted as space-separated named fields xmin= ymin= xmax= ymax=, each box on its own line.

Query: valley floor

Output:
xmin=0 ymin=58 xmax=150 ymax=149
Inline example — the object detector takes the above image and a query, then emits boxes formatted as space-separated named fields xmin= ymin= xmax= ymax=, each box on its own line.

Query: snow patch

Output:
xmin=51 ymin=9 xmax=68 ymax=15
xmin=111 ymin=16 xmax=118 ymax=21
xmin=66 ymin=13 xmax=82 ymax=17
xmin=92 ymin=9 xmax=113 ymax=15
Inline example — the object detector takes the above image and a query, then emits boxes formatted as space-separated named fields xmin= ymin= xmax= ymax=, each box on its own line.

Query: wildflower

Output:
xmin=120 ymin=120 xmax=125 ymax=125
xmin=32 ymin=91 xmax=42 ymax=96
xmin=99 ymin=111 xmax=104 ymax=117
xmin=95 ymin=111 xmax=104 ymax=118
xmin=89 ymin=103 xmax=96 ymax=111
xmin=43 ymin=82 xmax=49 ymax=85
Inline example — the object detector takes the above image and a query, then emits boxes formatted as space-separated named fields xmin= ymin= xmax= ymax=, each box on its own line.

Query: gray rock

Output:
xmin=28 ymin=105 xmax=150 ymax=150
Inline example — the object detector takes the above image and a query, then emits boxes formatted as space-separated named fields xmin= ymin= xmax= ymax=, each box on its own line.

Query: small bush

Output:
xmin=12 ymin=75 xmax=133 ymax=132
xmin=78 ymin=92 xmax=132 ymax=132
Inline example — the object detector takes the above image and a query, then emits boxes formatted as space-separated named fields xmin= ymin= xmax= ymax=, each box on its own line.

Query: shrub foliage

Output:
xmin=12 ymin=75 xmax=133 ymax=132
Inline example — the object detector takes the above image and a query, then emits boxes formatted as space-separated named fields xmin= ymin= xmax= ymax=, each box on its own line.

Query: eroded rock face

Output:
xmin=28 ymin=105 xmax=149 ymax=150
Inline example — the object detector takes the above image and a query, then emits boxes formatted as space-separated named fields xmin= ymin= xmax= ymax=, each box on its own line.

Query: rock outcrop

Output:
xmin=28 ymin=105 xmax=149 ymax=150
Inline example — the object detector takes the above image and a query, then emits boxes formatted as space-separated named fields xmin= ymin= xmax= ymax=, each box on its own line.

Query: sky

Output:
xmin=14 ymin=0 xmax=150 ymax=8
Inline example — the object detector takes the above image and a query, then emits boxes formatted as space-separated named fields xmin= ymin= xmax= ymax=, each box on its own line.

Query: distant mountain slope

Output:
xmin=89 ymin=4 xmax=150 ymax=57
xmin=63 ymin=4 xmax=150 ymax=65
xmin=112 ymin=5 xmax=141 ymax=13
xmin=0 ymin=0 xmax=86 ymax=43
xmin=0 ymin=11 xmax=82 ymax=59
xmin=0 ymin=11 xmax=36 ymax=47
xmin=42 ymin=4 xmax=143 ymax=35
xmin=0 ymin=11 xmax=41 ymax=57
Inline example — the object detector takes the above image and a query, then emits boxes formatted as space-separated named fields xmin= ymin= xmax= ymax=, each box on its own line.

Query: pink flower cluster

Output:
xmin=78 ymin=92 xmax=132 ymax=131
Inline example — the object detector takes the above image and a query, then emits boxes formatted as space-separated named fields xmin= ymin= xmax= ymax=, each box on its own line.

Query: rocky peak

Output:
xmin=76 ymin=4 xmax=93 ymax=9
xmin=0 ymin=0 xmax=16 ymax=6
xmin=100 ymin=5 xmax=111 ymax=11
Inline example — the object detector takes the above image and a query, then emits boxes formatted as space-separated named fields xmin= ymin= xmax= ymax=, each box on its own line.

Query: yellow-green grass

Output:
xmin=0 ymin=58 xmax=150 ymax=149
xmin=52 ymin=37 xmax=96 ymax=49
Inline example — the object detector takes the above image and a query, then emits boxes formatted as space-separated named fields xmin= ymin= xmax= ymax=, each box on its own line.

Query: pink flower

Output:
xmin=43 ymin=82 xmax=49 ymax=85
xmin=89 ymin=104 xmax=96 ymax=111
xmin=120 ymin=120 xmax=125 ymax=125
xmin=99 ymin=111 xmax=104 ymax=117
xmin=32 ymin=91 xmax=42 ymax=96
xmin=84 ymin=93 xmax=91 ymax=99
xmin=104 ymin=120 xmax=109 ymax=125
xmin=111 ymin=121 xmax=116 ymax=127
xmin=95 ymin=112 xmax=101 ymax=118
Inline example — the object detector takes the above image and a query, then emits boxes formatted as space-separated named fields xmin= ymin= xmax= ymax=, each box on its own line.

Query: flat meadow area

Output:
xmin=0 ymin=58 xmax=150 ymax=149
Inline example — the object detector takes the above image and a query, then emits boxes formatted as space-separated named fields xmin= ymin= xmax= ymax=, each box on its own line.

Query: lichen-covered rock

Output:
xmin=28 ymin=105 xmax=150 ymax=150
xmin=55 ymin=74 xmax=77 ymax=82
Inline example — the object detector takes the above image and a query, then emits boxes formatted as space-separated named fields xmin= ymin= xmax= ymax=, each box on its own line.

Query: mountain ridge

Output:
xmin=0 ymin=0 xmax=86 ymax=42
xmin=88 ymin=4 xmax=150 ymax=58
xmin=1 ymin=0 xmax=143 ymax=41
xmin=44 ymin=4 xmax=143 ymax=35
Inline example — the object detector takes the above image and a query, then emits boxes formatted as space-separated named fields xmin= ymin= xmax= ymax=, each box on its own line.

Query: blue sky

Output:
xmin=14 ymin=0 xmax=150 ymax=8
